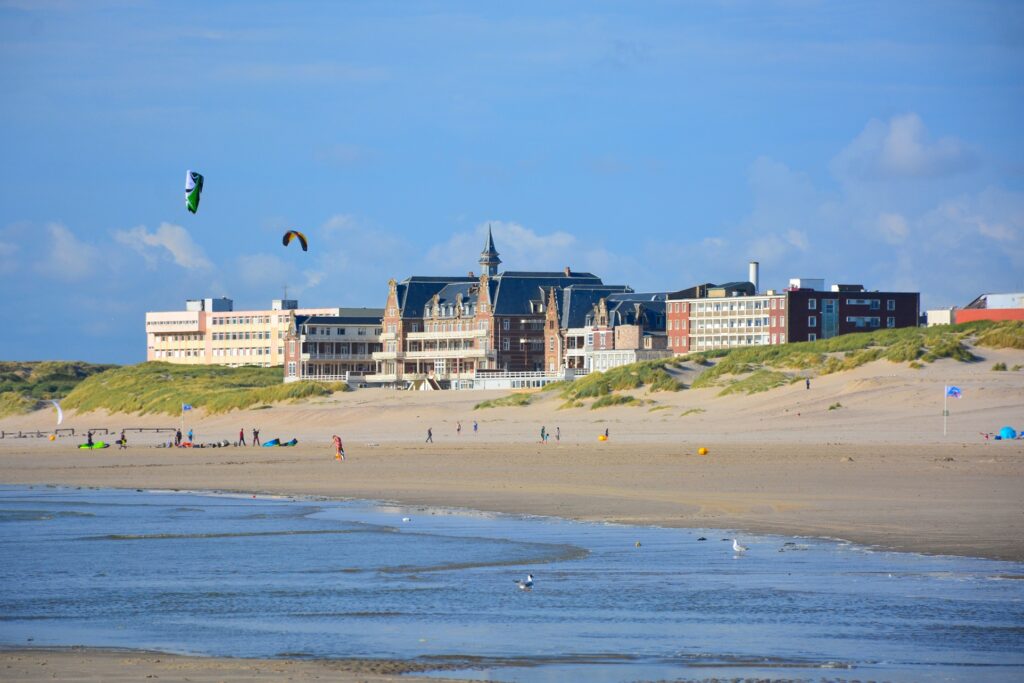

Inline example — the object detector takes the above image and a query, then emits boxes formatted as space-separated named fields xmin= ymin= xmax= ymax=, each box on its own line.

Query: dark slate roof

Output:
xmin=666 ymin=282 xmax=716 ymax=299
xmin=396 ymin=276 xmax=476 ymax=317
xmin=559 ymin=285 xmax=633 ymax=328
xmin=491 ymin=272 xmax=604 ymax=315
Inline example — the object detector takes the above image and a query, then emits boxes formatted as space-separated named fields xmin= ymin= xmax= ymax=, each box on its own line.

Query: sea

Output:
xmin=0 ymin=485 xmax=1022 ymax=682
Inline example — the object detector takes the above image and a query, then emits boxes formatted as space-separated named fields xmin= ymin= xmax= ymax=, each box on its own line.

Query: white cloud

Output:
xmin=832 ymin=113 xmax=977 ymax=180
xmin=0 ymin=241 xmax=17 ymax=274
xmin=426 ymin=220 xmax=578 ymax=274
xmin=34 ymin=223 xmax=98 ymax=281
xmin=114 ymin=222 xmax=212 ymax=270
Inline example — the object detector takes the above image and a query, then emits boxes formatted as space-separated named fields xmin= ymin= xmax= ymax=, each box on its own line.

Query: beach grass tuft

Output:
xmin=473 ymin=393 xmax=534 ymax=410
xmin=590 ymin=394 xmax=641 ymax=409
xmin=0 ymin=361 xmax=118 ymax=415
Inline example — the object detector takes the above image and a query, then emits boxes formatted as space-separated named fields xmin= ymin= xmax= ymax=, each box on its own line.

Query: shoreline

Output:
xmin=1 ymin=439 xmax=1022 ymax=562
xmin=0 ymin=646 xmax=470 ymax=682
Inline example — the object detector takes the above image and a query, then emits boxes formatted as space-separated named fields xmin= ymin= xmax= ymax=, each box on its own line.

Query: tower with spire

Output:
xmin=478 ymin=225 xmax=502 ymax=277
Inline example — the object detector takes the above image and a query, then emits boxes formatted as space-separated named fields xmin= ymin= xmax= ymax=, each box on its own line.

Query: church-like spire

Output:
xmin=479 ymin=224 xmax=501 ymax=277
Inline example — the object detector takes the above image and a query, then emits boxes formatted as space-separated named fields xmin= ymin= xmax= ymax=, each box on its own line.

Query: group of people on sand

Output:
xmin=425 ymin=420 xmax=479 ymax=444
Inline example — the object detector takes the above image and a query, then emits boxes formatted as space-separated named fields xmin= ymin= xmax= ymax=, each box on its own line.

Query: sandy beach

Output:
xmin=2 ymin=352 xmax=1022 ymax=681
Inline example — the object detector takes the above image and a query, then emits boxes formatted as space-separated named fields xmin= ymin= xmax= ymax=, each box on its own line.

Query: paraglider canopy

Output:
xmin=282 ymin=230 xmax=308 ymax=251
xmin=998 ymin=426 xmax=1017 ymax=440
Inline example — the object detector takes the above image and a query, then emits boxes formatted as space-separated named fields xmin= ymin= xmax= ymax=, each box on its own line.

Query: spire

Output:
xmin=479 ymin=224 xmax=502 ymax=277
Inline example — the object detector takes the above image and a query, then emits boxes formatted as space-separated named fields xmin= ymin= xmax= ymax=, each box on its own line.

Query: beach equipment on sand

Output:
xmin=49 ymin=400 xmax=63 ymax=426
xmin=262 ymin=438 xmax=281 ymax=447
xmin=78 ymin=442 xmax=109 ymax=449
xmin=697 ymin=447 xmax=709 ymax=456
xmin=48 ymin=434 xmax=56 ymax=441
xmin=999 ymin=426 xmax=1017 ymax=440
xmin=598 ymin=434 xmax=607 ymax=441
xmin=281 ymin=438 xmax=298 ymax=447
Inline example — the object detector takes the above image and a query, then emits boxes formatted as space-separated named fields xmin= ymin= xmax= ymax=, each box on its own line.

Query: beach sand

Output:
xmin=2 ymin=352 xmax=1022 ymax=680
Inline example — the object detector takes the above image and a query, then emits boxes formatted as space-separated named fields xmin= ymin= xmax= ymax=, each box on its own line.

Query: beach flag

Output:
xmin=946 ymin=386 xmax=962 ymax=399
xmin=182 ymin=403 xmax=193 ymax=411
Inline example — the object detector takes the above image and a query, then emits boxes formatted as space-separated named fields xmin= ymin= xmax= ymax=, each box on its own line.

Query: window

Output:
xmin=887 ymin=299 xmax=896 ymax=311
xmin=548 ymin=336 xmax=554 ymax=351
xmin=870 ymin=300 xmax=880 ymax=310
xmin=887 ymin=316 xmax=895 ymax=328
xmin=808 ymin=316 xmax=817 ymax=327
xmin=502 ymin=319 xmax=510 ymax=331
xmin=287 ymin=362 xmax=296 ymax=377
xmin=502 ymin=338 xmax=510 ymax=351
xmin=808 ymin=333 xmax=817 ymax=342
xmin=808 ymin=299 xmax=817 ymax=310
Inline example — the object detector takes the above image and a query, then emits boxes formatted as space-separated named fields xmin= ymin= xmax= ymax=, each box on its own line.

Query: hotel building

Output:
xmin=283 ymin=311 xmax=384 ymax=384
xmin=145 ymin=298 xmax=345 ymax=367
xmin=368 ymin=229 xmax=614 ymax=389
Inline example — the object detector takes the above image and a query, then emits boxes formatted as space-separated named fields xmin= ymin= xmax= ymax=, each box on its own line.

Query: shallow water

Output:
xmin=0 ymin=486 xmax=1022 ymax=682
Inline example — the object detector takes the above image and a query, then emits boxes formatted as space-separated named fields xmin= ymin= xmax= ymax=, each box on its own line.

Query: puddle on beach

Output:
xmin=0 ymin=485 xmax=1022 ymax=683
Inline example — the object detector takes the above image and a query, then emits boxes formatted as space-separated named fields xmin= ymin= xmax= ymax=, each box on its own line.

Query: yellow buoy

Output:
xmin=49 ymin=434 xmax=56 ymax=441
xmin=697 ymin=447 xmax=708 ymax=456
xmin=598 ymin=434 xmax=608 ymax=441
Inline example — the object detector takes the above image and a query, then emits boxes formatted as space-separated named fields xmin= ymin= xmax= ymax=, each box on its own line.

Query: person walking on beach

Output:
xmin=604 ymin=427 xmax=609 ymax=439
xmin=806 ymin=377 xmax=810 ymax=390
xmin=174 ymin=429 xmax=181 ymax=447
xmin=555 ymin=426 xmax=560 ymax=442
xmin=426 ymin=427 xmax=433 ymax=443
xmin=187 ymin=427 xmax=193 ymax=444
xmin=473 ymin=420 xmax=478 ymax=434
xmin=457 ymin=421 xmax=462 ymax=436
xmin=332 ymin=435 xmax=345 ymax=461
xmin=238 ymin=428 xmax=246 ymax=446
xmin=118 ymin=430 xmax=127 ymax=450
xmin=252 ymin=428 xmax=260 ymax=446
xmin=87 ymin=430 xmax=94 ymax=447
xmin=540 ymin=426 xmax=547 ymax=443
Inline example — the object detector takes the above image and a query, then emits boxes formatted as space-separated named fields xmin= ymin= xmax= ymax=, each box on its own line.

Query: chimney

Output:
xmin=468 ymin=271 xmax=475 ymax=277
xmin=564 ymin=266 xmax=571 ymax=276
xmin=748 ymin=261 xmax=759 ymax=294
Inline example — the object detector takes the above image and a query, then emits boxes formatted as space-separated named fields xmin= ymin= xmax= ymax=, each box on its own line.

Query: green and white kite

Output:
xmin=185 ymin=170 xmax=204 ymax=214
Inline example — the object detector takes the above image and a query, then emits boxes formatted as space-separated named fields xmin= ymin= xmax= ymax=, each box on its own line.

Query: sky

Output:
xmin=1 ymin=1 xmax=1022 ymax=363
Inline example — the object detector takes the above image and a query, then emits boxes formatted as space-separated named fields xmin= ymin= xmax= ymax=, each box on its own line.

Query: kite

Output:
xmin=185 ymin=170 xmax=204 ymax=214
xmin=282 ymin=230 xmax=308 ymax=251
xmin=49 ymin=400 xmax=63 ymax=426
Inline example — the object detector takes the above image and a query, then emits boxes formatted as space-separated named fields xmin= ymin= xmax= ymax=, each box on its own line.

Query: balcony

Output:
xmin=406 ymin=328 xmax=488 ymax=341
xmin=365 ymin=373 xmax=398 ymax=383
xmin=302 ymin=352 xmax=376 ymax=361
xmin=372 ymin=351 xmax=399 ymax=361
xmin=404 ymin=348 xmax=489 ymax=359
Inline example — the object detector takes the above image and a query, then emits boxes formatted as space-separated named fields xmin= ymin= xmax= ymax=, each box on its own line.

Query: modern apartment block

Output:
xmin=282 ymin=311 xmax=384 ymax=384
xmin=145 ymin=298 xmax=344 ymax=367
xmin=666 ymin=263 xmax=920 ymax=353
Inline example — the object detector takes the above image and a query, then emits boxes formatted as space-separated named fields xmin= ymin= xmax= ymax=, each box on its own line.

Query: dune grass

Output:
xmin=0 ymin=361 xmax=118 ymax=416
xmin=558 ymin=359 xmax=682 ymax=401
xmin=717 ymin=370 xmax=794 ymax=396
xmin=473 ymin=393 xmax=534 ymax=409
xmin=61 ymin=362 xmax=347 ymax=416
xmin=975 ymin=321 xmax=1024 ymax=350
xmin=590 ymin=394 xmax=641 ymax=409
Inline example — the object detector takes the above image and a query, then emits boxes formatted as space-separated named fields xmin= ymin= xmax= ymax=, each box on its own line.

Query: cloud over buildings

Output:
xmin=114 ymin=223 xmax=212 ymax=270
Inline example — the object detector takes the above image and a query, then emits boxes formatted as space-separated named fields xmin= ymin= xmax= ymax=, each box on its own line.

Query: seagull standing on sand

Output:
xmin=515 ymin=574 xmax=534 ymax=591
xmin=732 ymin=539 xmax=748 ymax=553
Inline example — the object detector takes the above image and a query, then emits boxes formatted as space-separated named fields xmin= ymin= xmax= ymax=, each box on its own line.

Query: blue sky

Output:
xmin=1 ymin=1 xmax=1022 ymax=363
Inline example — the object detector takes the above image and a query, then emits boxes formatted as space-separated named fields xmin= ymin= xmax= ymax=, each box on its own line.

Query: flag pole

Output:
xmin=943 ymin=382 xmax=948 ymax=437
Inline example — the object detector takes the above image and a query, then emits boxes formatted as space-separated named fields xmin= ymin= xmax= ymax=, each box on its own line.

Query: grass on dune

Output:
xmin=0 ymin=360 xmax=118 ymax=417
xmin=474 ymin=393 xmax=534 ymax=409
xmin=61 ymin=362 xmax=347 ymax=416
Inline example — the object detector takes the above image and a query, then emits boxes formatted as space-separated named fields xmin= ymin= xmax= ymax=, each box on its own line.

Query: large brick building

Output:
xmin=666 ymin=269 xmax=920 ymax=353
xmin=282 ymin=310 xmax=384 ymax=384
xmin=367 ymin=229 xmax=609 ymax=389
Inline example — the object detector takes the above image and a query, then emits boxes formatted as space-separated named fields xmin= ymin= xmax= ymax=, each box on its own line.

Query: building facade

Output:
xmin=666 ymin=274 xmax=920 ymax=353
xmin=145 ymin=298 xmax=344 ymax=367
xmin=544 ymin=287 xmax=670 ymax=373
xmin=368 ymin=229 xmax=609 ymax=389
xmin=954 ymin=292 xmax=1024 ymax=324
xmin=282 ymin=310 xmax=384 ymax=384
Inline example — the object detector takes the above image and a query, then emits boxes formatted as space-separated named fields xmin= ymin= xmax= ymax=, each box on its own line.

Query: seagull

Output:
xmin=515 ymin=574 xmax=534 ymax=591
xmin=401 ymin=517 xmax=411 ymax=523
xmin=732 ymin=538 xmax=748 ymax=553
